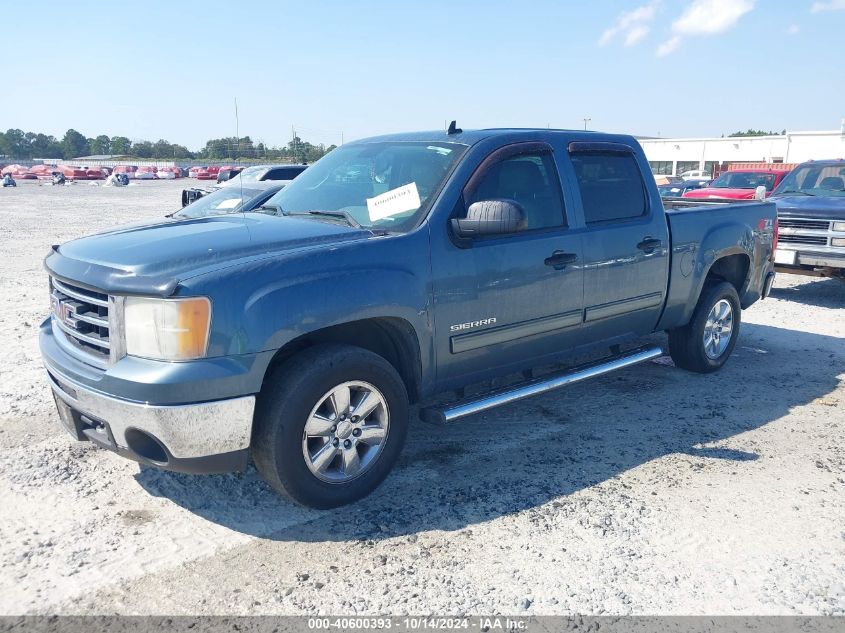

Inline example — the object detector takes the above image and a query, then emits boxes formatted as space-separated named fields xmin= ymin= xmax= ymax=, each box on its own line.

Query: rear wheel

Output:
xmin=252 ymin=344 xmax=409 ymax=509
xmin=669 ymin=281 xmax=741 ymax=373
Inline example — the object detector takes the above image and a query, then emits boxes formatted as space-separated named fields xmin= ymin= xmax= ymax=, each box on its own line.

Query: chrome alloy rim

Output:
xmin=302 ymin=381 xmax=390 ymax=483
xmin=703 ymin=299 xmax=733 ymax=360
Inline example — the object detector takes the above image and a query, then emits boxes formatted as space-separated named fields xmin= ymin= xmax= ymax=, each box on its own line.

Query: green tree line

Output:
xmin=0 ymin=128 xmax=335 ymax=163
xmin=728 ymin=129 xmax=787 ymax=137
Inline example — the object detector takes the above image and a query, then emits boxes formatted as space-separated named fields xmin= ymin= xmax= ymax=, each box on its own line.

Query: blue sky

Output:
xmin=1 ymin=0 xmax=843 ymax=149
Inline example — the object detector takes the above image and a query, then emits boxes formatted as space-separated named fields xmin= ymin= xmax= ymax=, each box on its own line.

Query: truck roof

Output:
xmin=353 ymin=128 xmax=639 ymax=147
xmin=797 ymin=158 xmax=845 ymax=166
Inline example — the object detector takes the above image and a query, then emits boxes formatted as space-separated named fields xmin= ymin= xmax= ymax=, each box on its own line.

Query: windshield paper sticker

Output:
xmin=367 ymin=182 xmax=421 ymax=221
xmin=216 ymin=198 xmax=243 ymax=209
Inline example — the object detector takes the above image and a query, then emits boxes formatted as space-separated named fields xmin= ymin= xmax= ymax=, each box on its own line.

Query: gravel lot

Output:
xmin=0 ymin=180 xmax=843 ymax=616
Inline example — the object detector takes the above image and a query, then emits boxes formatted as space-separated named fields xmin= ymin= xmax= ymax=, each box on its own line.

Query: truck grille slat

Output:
xmin=53 ymin=316 xmax=111 ymax=349
xmin=52 ymin=278 xmax=109 ymax=307
xmin=776 ymin=216 xmax=842 ymax=248
xmin=778 ymin=219 xmax=831 ymax=231
xmin=50 ymin=277 xmax=111 ymax=362
xmin=778 ymin=235 xmax=827 ymax=246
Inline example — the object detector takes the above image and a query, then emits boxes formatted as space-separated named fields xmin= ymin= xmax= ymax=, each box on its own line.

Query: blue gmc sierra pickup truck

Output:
xmin=40 ymin=127 xmax=777 ymax=508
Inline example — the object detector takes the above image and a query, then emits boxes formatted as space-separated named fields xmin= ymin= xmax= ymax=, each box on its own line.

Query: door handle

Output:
xmin=637 ymin=237 xmax=662 ymax=252
xmin=544 ymin=251 xmax=578 ymax=270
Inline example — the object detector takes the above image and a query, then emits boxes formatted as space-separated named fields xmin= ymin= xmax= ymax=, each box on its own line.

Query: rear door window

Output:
xmin=570 ymin=153 xmax=647 ymax=224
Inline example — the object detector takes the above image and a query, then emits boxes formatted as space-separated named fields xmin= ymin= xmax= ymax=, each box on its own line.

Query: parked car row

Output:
xmin=186 ymin=164 xmax=309 ymax=183
xmin=110 ymin=166 xmax=186 ymax=180
xmin=1 ymin=163 xmax=180 ymax=181
xmin=180 ymin=164 xmax=309 ymax=206
xmin=1 ymin=162 xmax=308 ymax=183
xmin=2 ymin=164 xmax=110 ymax=181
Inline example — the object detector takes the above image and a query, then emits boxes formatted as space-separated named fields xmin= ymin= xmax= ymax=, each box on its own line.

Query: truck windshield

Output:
xmin=774 ymin=164 xmax=845 ymax=197
xmin=710 ymin=172 xmax=778 ymax=190
xmin=261 ymin=141 xmax=468 ymax=231
xmin=657 ymin=184 xmax=684 ymax=198
xmin=175 ymin=186 xmax=263 ymax=219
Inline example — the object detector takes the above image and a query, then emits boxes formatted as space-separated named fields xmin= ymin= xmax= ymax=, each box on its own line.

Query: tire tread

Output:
xmin=252 ymin=343 xmax=408 ymax=508
xmin=668 ymin=280 xmax=741 ymax=374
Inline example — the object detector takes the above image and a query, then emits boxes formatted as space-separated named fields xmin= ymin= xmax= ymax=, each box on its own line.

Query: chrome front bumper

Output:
xmin=775 ymin=246 xmax=845 ymax=270
xmin=46 ymin=366 xmax=255 ymax=473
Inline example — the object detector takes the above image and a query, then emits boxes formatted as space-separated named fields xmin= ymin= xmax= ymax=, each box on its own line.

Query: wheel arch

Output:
xmin=704 ymin=252 xmax=751 ymax=296
xmin=261 ymin=317 xmax=423 ymax=403
xmin=658 ymin=247 xmax=752 ymax=332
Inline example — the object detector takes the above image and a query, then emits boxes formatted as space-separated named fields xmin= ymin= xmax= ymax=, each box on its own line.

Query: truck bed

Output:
xmin=656 ymin=199 xmax=777 ymax=331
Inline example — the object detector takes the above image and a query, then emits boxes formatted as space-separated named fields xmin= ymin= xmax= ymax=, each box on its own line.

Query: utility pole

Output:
xmin=234 ymin=97 xmax=240 ymax=161
xmin=583 ymin=117 xmax=591 ymax=131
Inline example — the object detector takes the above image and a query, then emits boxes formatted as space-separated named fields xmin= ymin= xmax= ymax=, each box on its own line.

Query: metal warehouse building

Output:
xmin=639 ymin=125 xmax=845 ymax=176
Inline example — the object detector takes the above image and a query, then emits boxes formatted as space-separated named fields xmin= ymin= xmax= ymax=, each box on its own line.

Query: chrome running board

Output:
xmin=420 ymin=345 xmax=664 ymax=425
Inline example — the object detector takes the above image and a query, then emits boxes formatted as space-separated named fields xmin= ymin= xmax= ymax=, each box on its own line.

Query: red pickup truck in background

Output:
xmin=683 ymin=167 xmax=791 ymax=200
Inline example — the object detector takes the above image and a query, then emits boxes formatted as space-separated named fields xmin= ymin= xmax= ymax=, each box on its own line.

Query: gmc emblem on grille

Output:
xmin=52 ymin=297 xmax=79 ymax=328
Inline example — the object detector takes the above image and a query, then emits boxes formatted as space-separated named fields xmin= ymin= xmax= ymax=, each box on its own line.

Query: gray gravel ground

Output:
xmin=0 ymin=180 xmax=843 ymax=615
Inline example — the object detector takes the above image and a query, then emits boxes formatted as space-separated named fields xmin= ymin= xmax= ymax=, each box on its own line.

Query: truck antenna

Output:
xmin=447 ymin=120 xmax=462 ymax=135
xmin=235 ymin=97 xmax=244 ymax=206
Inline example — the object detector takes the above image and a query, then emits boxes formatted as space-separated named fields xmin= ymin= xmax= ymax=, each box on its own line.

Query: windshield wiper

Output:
xmin=287 ymin=210 xmax=362 ymax=228
xmin=776 ymin=190 xmax=814 ymax=196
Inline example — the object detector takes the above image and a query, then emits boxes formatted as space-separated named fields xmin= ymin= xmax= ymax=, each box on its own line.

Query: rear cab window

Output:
xmin=569 ymin=149 xmax=648 ymax=223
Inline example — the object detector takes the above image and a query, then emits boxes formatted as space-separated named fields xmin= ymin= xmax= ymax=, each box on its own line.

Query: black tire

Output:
xmin=668 ymin=281 xmax=741 ymax=373
xmin=252 ymin=344 xmax=409 ymax=509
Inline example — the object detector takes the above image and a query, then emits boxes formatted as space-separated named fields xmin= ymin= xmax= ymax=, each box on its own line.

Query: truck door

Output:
xmin=565 ymin=142 xmax=670 ymax=342
xmin=430 ymin=142 xmax=584 ymax=388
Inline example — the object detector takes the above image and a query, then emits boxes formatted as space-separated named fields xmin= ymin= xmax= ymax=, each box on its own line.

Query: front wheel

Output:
xmin=668 ymin=281 xmax=741 ymax=373
xmin=252 ymin=344 xmax=409 ymax=509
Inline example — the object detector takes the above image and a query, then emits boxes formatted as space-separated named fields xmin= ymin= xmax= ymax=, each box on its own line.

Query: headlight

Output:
xmin=833 ymin=222 xmax=845 ymax=232
xmin=124 ymin=297 xmax=211 ymax=361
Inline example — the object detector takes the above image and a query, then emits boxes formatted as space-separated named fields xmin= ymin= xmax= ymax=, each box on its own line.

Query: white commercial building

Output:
xmin=639 ymin=126 xmax=845 ymax=176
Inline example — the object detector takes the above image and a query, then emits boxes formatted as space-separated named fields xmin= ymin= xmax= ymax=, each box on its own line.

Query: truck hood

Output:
xmin=771 ymin=194 xmax=845 ymax=221
xmin=45 ymin=213 xmax=373 ymax=296
xmin=683 ymin=187 xmax=757 ymax=200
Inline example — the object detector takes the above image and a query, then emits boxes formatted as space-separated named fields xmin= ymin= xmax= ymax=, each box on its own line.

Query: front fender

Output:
xmin=179 ymin=229 xmax=433 ymax=374
xmin=246 ymin=263 xmax=429 ymax=352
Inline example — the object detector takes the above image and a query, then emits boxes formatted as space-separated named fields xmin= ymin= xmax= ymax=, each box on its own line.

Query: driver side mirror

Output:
xmin=451 ymin=199 xmax=527 ymax=238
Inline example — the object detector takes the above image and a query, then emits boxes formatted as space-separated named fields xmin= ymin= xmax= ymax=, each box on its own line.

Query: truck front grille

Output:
xmin=50 ymin=277 xmax=111 ymax=362
xmin=778 ymin=219 xmax=831 ymax=231
xmin=778 ymin=234 xmax=828 ymax=246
